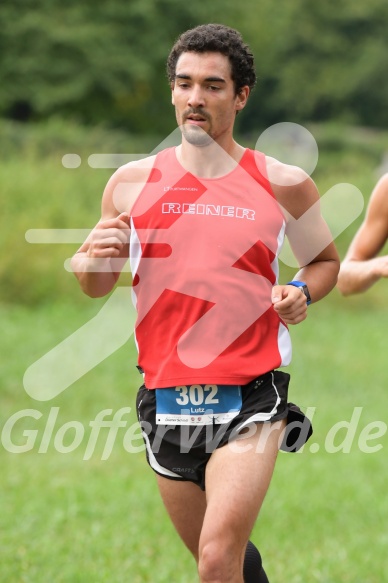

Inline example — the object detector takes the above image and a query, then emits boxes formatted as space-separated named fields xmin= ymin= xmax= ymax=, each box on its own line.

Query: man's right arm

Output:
xmin=70 ymin=212 xmax=131 ymax=298
xmin=337 ymin=174 xmax=388 ymax=296
xmin=71 ymin=157 xmax=155 ymax=298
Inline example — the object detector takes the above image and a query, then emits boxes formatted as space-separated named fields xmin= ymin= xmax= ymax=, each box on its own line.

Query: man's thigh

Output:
xmin=157 ymin=475 xmax=207 ymax=560
xmin=201 ymin=419 xmax=286 ymax=549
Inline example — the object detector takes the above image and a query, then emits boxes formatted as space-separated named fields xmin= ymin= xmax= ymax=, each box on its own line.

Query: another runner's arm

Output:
xmin=269 ymin=160 xmax=340 ymax=324
xmin=337 ymin=174 xmax=388 ymax=296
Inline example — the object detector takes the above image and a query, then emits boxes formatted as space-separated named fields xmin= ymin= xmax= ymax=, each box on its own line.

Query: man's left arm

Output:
xmin=268 ymin=160 xmax=340 ymax=325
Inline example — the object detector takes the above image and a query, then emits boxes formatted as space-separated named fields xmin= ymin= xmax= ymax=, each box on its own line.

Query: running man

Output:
xmin=71 ymin=24 xmax=339 ymax=583
xmin=337 ymin=173 xmax=388 ymax=295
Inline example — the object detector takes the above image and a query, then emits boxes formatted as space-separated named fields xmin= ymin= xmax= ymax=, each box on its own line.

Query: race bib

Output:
xmin=155 ymin=384 xmax=242 ymax=426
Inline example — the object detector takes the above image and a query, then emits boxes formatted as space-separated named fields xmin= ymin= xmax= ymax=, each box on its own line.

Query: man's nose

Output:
xmin=187 ymin=85 xmax=205 ymax=108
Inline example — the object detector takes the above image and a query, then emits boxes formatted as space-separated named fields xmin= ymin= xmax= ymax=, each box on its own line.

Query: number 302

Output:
xmin=175 ymin=385 xmax=219 ymax=406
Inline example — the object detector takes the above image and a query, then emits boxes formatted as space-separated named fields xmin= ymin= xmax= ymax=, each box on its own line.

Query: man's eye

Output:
xmin=208 ymin=85 xmax=220 ymax=91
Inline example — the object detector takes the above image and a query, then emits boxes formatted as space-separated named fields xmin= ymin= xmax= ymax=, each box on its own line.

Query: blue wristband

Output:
xmin=286 ymin=280 xmax=311 ymax=305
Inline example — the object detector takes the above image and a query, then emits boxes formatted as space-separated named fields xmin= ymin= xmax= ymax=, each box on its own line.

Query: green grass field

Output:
xmin=1 ymin=290 xmax=387 ymax=582
xmin=1 ymin=121 xmax=388 ymax=581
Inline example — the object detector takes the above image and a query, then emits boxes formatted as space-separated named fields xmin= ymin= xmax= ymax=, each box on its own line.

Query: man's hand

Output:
xmin=86 ymin=212 xmax=131 ymax=259
xmin=71 ymin=212 xmax=131 ymax=297
xmin=271 ymin=284 xmax=308 ymax=325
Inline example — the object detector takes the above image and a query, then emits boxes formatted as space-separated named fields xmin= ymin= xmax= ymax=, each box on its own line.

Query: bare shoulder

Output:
xmin=265 ymin=156 xmax=309 ymax=186
xmin=101 ymin=154 xmax=157 ymax=218
xmin=265 ymin=156 xmax=318 ymax=219
xmin=106 ymin=154 xmax=157 ymax=189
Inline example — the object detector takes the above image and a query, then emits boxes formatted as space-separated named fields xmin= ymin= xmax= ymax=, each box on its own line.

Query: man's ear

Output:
xmin=171 ymin=83 xmax=175 ymax=106
xmin=235 ymin=86 xmax=250 ymax=112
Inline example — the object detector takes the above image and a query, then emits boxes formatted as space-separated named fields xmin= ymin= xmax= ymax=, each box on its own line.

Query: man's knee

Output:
xmin=198 ymin=539 xmax=240 ymax=583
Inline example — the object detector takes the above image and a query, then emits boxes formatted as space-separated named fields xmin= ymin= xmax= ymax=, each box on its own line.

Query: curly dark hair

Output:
xmin=166 ymin=24 xmax=256 ymax=95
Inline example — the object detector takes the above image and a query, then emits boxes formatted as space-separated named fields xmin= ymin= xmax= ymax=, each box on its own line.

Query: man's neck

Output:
xmin=176 ymin=139 xmax=246 ymax=179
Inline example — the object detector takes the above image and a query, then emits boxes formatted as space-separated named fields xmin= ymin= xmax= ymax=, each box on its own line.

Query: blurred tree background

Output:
xmin=1 ymin=0 xmax=388 ymax=304
xmin=1 ymin=0 xmax=388 ymax=133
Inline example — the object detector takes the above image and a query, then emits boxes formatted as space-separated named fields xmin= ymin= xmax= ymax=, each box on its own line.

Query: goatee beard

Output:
xmin=181 ymin=124 xmax=213 ymax=147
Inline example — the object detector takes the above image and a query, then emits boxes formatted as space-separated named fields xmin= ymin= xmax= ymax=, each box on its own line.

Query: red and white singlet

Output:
xmin=129 ymin=147 xmax=292 ymax=388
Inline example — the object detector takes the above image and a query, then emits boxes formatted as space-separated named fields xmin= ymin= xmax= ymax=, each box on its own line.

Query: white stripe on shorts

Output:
xmin=142 ymin=429 xmax=183 ymax=479
xmin=237 ymin=372 xmax=282 ymax=431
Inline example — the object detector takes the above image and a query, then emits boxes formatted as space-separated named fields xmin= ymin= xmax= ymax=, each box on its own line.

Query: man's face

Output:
xmin=171 ymin=51 xmax=248 ymax=147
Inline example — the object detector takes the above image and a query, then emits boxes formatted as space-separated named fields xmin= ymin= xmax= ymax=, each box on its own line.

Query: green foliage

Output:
xmin=0 ymin=0 xmax=239 ymax=133
xmin=237 ymin=0 xmax=388 ymax=129
xmin=1 ymin=1 xmax=388 ymax=130
xmin=279 ymin=0 xmax=388 ymax=124
xmin=0 ymin=117 xmax=157 ymax=158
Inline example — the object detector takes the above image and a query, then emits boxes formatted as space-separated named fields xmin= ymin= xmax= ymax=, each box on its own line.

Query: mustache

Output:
xmin=183 ymin=108 xmax=211 ymax=122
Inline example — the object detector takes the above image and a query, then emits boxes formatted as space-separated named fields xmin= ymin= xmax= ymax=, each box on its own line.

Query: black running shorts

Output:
xmin=136 ymin=370 xmax=312 ymax=490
